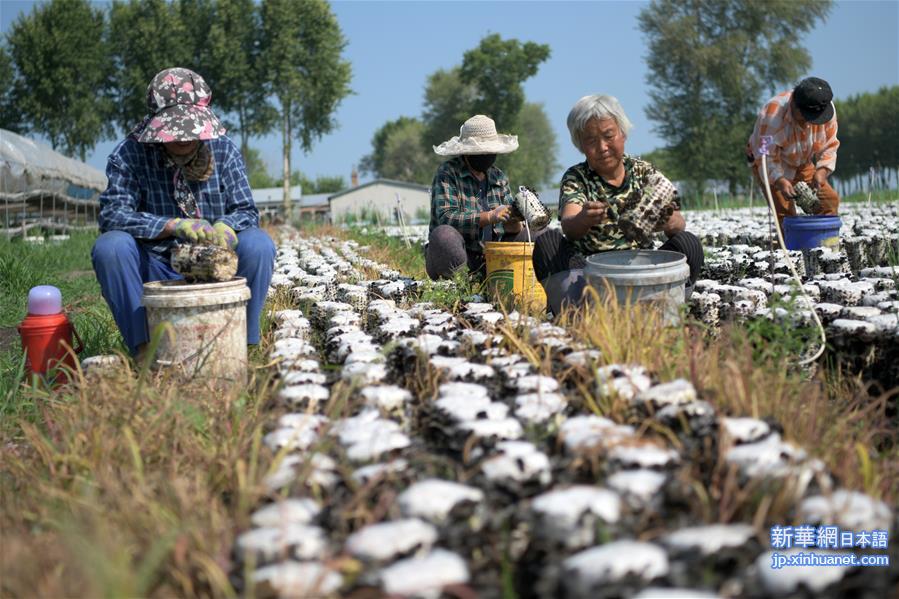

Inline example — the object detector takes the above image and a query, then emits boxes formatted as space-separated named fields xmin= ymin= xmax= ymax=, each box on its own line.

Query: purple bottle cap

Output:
xmin=27 ymin=285 xmax=63 ymax=315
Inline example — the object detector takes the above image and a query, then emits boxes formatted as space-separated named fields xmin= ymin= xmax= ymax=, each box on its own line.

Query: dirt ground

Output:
xmin=0 ymin=327 xmax=18 ymax=354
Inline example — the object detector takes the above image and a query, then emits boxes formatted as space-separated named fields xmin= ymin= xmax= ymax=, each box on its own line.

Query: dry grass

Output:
xmin=1 ymin=369 xmax=269 ymax=596
xmin=555 ymin=289 xmax=898 ymax=504
xmin=0 ymin=287 xmax=299 ymax=597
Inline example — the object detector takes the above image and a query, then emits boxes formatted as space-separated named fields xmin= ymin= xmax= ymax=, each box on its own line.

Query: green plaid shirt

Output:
xmin=429 ymin=156 xmax=515 ymax=253
xmin=559 ymin=155 xmax=679 ymax=255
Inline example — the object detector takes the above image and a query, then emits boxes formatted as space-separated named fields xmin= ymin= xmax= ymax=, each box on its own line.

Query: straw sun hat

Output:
xmin=432 ymin=115 xmax=519 ymax=156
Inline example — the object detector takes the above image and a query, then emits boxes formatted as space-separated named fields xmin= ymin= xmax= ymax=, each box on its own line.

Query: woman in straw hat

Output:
xmin=427 ymin=114 xmax=535 ymax=281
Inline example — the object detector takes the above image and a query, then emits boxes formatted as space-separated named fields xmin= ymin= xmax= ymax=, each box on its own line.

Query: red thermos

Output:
xmin=17 ymin=286 xmax=83 ymax=384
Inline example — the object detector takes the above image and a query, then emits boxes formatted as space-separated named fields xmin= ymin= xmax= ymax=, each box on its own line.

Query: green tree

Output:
xmin=0 ymin=44 xmax=20 ymax=131
xmin=834 ymin=93 xmax=861 ymax=182
xmin=108 ymin=0 xmax=193 ymax=132
xmin=460 ymin=33 xmax=551 ymax=134
xmin=360 ymin=117 xmax=438 ymax=184
xmin=176 ymin=0 xmax=217 ymax=63
xmin=498 ymin=102 xmax=559 ymax=189
xmin=833 ymin=86 xmax=899 ymax=187
xmin=204 ymin=0 xmax=277 ymax=155
xmin=638 ymin=0 xmax=832 ymax=196
xmin=380 ymin=119 xmax=439 ymax=184
xmin=6 ymin=0 xmax=115 ymax=160
xmin=260 ymin=0 xmax=352 ymax=216
xmin=421 ymin=67 xmax=477 ymax=151
xmin=243 ymin=146 xmax=276 ymax=189
xmin=309 ymin=175 xmax=346 ymax=194
xmin=361 ymin=116 xmax=422 ymax=176
xmin=367 ymin=35 xmax=557 ymax=189
xmin=640 ymin=147 xmax=686 ymax=181
xmin=276 ymin=171 xmax=346 ymax=194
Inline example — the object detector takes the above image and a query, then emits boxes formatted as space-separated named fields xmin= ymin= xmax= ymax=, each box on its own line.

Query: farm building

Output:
xmin=250 ymin=185 xmax=302 ymax=215
xmin=328 ymin=179 xmax=429 ymax=224
xmin=251 ymin=185 xmax=330 ymax=221
xmin=295 ymin=193 xmax=331 ymax=221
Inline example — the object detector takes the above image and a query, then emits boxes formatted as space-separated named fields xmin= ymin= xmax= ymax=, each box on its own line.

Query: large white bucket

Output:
xmin=142 ymin=278 xmax=251 ymax=382
xmin=584 ymin=250 xmax=689 ymax=324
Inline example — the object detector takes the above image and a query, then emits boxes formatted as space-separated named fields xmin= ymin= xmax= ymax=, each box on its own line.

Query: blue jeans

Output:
xmin=92 ymin=228 xmax=275 ymax=354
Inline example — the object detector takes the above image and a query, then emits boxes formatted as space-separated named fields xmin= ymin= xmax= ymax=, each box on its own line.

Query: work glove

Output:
xmin=212 ymin=222 xmax=238 ymax=250
xmin=487 ymin=204 xmax=513 ymax=225
xmin=172 ymin=218 xmax=215 ymax=243
xmin=791 ymin=182 xmax=821 ymax=215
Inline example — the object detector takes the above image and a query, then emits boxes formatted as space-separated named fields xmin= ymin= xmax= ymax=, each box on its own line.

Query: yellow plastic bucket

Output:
xmin=483 ymin=241 xmax=547 ymax=311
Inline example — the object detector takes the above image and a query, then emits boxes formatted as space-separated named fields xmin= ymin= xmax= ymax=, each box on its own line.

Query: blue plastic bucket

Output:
xmin=782 ymin=215 xmax=841 ymax=250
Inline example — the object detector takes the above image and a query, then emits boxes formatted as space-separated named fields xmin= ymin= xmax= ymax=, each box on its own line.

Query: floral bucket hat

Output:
xmin=134 ymin=67 xmax=226 ymax=143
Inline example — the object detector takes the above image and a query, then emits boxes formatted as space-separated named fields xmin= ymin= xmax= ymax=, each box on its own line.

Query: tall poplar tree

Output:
xmin=6 ymin=0 xmax=114 ymax=160
xmin=108 ymin=0 xmax=193 ymax=131
xmin=0 ymin=45 xmax=19 ymax=132
xmin=638 ymin=0 xmax=832 ymax=197
xmin=260 ymin=0 xmax=352 ymax=216
xmin=204 ymin=0 xmax=277 ymax=156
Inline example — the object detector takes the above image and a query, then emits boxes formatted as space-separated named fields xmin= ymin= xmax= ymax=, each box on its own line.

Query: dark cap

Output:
xmin=792 ymin=77 xmax=834 ymax=125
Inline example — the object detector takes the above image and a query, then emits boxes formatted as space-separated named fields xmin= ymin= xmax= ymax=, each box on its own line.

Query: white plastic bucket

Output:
xmin=584 ymin=250 xmax=689 ymax=324
xmin=142 ymin=277 xmax=251 ymax=382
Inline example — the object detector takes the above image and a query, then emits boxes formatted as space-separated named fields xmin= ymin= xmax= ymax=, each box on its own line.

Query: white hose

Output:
xmin=758 ymin=136 xmax=827 ymax=365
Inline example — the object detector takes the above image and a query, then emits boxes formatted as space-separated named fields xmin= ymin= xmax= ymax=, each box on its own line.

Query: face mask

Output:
xmin=467 ymin=154 xmax=497 ymax=173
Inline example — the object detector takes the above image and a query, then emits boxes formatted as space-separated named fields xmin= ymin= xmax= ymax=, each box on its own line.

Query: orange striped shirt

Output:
xmin=748 ymin=90 xmax=839 ymax=184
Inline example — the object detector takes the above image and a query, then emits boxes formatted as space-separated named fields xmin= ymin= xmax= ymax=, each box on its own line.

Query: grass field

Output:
xmin=0 ymin=233 xmax=123 ymax=416
xmin=0 ymin=231 xmax=285 ymax=597
xmin=678 ymin=187 xmax=896 ymax=212
xmin=0 ymin=222 xmax=895 ymax=596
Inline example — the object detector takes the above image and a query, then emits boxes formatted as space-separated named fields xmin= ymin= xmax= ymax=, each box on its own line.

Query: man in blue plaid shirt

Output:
xmin=92 ymin=67 xmax=275 ymax=357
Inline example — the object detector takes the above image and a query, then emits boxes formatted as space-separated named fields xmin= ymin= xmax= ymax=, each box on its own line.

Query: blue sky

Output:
xmin=2 ymin=0 xmax=898 ymax=186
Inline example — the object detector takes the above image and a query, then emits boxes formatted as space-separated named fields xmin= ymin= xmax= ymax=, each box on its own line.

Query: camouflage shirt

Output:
xmin=558 ymin=155 xmax=680 ymax=255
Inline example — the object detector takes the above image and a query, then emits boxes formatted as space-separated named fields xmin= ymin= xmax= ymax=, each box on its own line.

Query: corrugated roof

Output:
xmin=328 ymin=178 xmax=429 ymax=202
xmin=251 ymin=185 xmax=302 ymax=205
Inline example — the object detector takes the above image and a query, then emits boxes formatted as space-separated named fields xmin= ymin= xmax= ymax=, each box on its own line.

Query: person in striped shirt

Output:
xmin=747 ymin=76 xmax=840 ymax=226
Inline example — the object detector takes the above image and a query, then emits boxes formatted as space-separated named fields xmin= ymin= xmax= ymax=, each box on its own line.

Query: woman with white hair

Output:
xmin=533 ymin=94 xmax=703 ymax=313
xmin=426 ymin=114 xmax=529 ymax=280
